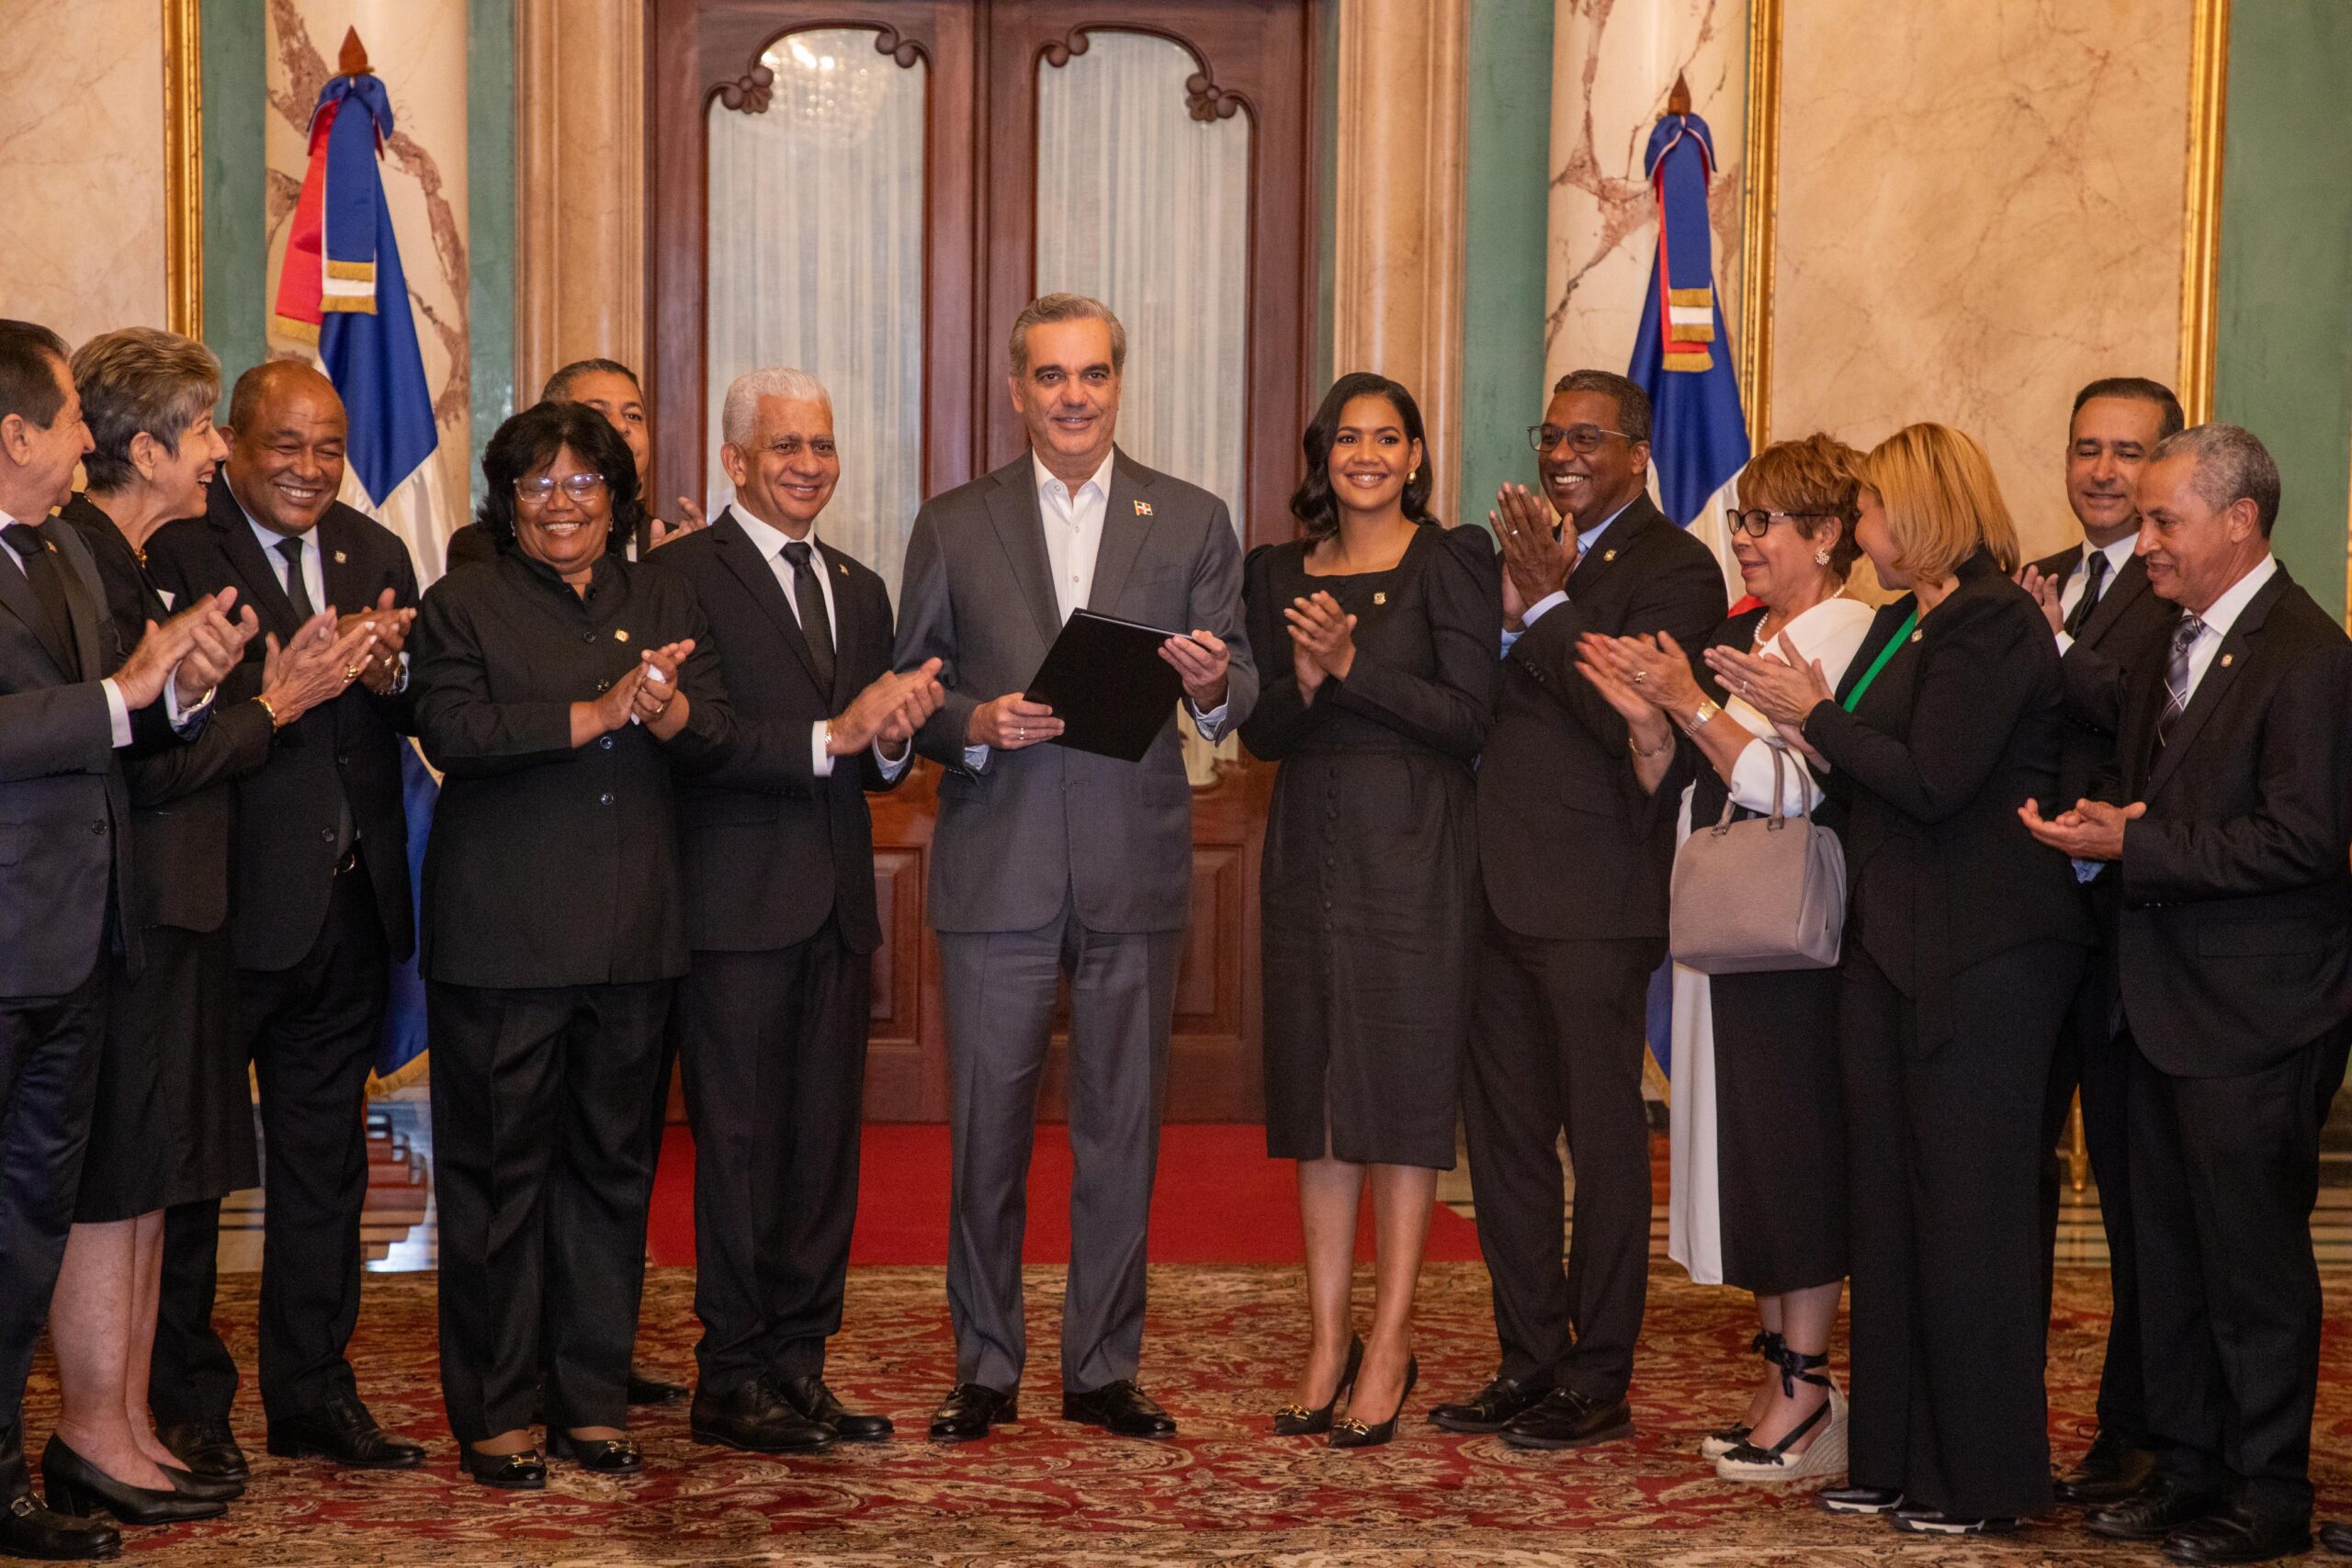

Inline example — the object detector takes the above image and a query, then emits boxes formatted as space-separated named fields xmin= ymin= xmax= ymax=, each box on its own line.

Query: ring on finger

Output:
xmin=344 ymin=663 xmax=361 ymax=682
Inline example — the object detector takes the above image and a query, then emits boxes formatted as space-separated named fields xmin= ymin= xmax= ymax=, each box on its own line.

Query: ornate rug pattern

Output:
xmin=33 ymin=1264 xmax=2352 ymax=1564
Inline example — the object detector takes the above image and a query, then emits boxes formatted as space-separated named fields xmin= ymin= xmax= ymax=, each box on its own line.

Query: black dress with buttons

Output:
xmin=409 ymin=547 xmax=732 ymax=1443
xmin=1240 ymin=524 xmax=1500 ymax=1169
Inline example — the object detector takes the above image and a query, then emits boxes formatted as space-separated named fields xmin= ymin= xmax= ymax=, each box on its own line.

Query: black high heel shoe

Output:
xmin=459 ymin=1441 xmax=547 ymax=1491
xmin=1701 ymin=1329 xmax=1783 ymax=1459
xmin=161 ymin=1462 xmax=242 ymax=1503
xmin=1272 ymin=1337 xmax=1363 ymax=1437
xmin=40 ymin=1437 xmax=225 ymax=1525
xmin=1329 ymin=1356 xmax=1418 ymax=1450
xmin=546 ymin=1430 xmax=642 ymax=1475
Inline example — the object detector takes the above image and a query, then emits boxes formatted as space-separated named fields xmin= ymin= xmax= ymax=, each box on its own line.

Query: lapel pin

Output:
xmin=1909 ymin=628 xmax=1924 ymax=642
xmin=838 ymin=561 xmax=848 ymax=575
xmin=614 ymin=628 xmax=630 ymax=643
xmin=1134 ymin=500 xmax=1153 ymax=516
xmin=2221 ymin=653 xmax=2233 ymax=667
xmin=334 ymin=549 xmax=347 ymax=564
xmin=1373 ymin=592 xmax=1387 ymax=605
xmin=1601 ymin=548 xmax=1617 ymax=562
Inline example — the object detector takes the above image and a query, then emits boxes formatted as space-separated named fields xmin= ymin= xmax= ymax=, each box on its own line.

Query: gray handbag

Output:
xmin=1668 ymin=743 xmax=1846 ymax=974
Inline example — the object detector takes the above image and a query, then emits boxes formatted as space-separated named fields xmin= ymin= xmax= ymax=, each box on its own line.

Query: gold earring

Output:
xmin=1408 ymin=468 xmax=1419 ymax=482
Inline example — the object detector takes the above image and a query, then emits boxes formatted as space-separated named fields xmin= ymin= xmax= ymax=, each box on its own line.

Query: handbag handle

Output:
xmin=1711 ymin=740 xmax=1815 ymax=835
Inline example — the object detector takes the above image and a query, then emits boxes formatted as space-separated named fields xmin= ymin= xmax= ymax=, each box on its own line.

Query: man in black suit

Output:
xmin=2016 ymin=377 xmax=2186 ymax=1506
xmin=144 ymin=362 xmax=428 ymax=1480
xmin=1432 ymin=369 xmax=1726 ymax=1448
xmin=2023 ymin=424 xmax=2352 ymax=1566
xmin=0 ymin=320 xmax=250 ymax=1562
xmin=658 ymin=368 xmax=942 ymax=1452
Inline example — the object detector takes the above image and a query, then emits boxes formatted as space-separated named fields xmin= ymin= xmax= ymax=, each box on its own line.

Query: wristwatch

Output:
xmin=1683 ymin=697 xmax=1722 ymax=734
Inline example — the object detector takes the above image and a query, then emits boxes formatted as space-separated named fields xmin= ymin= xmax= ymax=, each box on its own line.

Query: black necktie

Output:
xmin=2064 ymin=549 xmax=2110 ymax=637
xmin=3 ymin=522 xmax=83 ymax=678
xmin=782 ymin=541 xmax=835 ymax=692
xmin=276 ymin=536 xmax=317 ymax=621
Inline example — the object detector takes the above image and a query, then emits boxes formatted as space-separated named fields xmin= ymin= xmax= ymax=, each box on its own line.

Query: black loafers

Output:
xmin=929 ymin=1383 xmax=1018 ymax=1444
xmin=2086 ymin=1474 xmax=2225 ymax=1542
xmin=0 ymin=1491 xmax=120 ymax=1562
xmin=2054 ymin=1427 xmax=2156 ymax=1506
xmin=775 ymin=1374 xmax=894 ymax=1442
xmin=1428 ymin=1374 xmax=1551 ymax=1435
xmin=265 ymin=1392 xmax=425 ymax=1470
xmin=689 ymin=1378 xmax=835 ymax=1453
xmin=2161 ymin=1504 xmax=2311 ymax=1565
xmin=1499 ymin=1388 xmax=1633 ymax=1450
xmin=458 ymin=1443 xmax=546 ymax=1491
xmin=1061 ymin=1380 xmax=1176 ymax=1439
xmin=155 ymin=1420 xmax=247 ymax=1485
xmin=546 ymin=1431 xmax=642 ymax=1475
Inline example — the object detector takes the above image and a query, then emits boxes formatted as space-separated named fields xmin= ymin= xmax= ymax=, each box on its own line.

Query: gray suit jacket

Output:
xmin=897 ymin=448 xmax=1256 ymax=934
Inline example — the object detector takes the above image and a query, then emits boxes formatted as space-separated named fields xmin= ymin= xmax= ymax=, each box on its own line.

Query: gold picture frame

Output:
xmin=2178 ymin=0 xmax=2230 ymax=426
xmin=164 ymin=0 xmax=203 ymax=338
xmin=1736 ymin=0 xmax=1781 ymax=449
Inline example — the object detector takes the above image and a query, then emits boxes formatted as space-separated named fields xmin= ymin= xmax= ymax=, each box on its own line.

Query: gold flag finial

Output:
xmin=338 ymin=28 xmax=374 ymax=77
xmin=1668 ymin=72 xmax=1692 ymax=117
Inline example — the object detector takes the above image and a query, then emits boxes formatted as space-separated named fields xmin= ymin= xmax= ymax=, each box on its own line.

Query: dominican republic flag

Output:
xmin=1629 ymin=101 xmax=1754 ymax=1088
xmin=274 ymin=61 xmax=439 ymax=1089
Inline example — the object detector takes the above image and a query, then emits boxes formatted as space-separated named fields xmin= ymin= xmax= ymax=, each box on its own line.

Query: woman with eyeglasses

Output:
xmin=1705 ymin=423 xmax=2092 ymax=1534
xmin=1575 ymin=434 xmax=1873 ymax=1485
xmin=411 ymin=400 xmax=733 ymax=1488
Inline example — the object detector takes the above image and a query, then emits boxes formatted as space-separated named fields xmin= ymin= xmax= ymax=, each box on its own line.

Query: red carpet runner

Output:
xmin=647 ymin=1122 xmax=1488 ymax=1267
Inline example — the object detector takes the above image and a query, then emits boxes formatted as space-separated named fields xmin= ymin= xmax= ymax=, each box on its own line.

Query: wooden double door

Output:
xmin=648 ymin=0 xmax=1318 ymax=1120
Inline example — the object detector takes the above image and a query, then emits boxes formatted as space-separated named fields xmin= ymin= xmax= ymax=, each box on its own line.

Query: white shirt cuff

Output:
xmin=875 ymin=739 xmax=912 ymax=781
xmin=1522 ymin=590 xmax=1569 ymax=626
xmin=963 ymin=742 xmax=992 ymax=773
xmin=2054 ymin=630 xmax=2075 ymax=655
xmin=2073 ymin=857 xmax=2107 ymax=883
xmin=811 ymin=720 xmax=834 ymax=778
xmin=103 ymin=678 xmax=131 ymax=747
xmin=1188 ymin=698 xmax=1229 ymax=737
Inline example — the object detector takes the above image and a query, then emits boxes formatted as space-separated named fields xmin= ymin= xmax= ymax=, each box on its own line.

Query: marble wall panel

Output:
xmin=1770 ymin=0 xmax=2195 ymax=564
xmin=0 ymin=0 xmax=168 ymax=344
xmin=264 ymin=0 xmax=470 ymax=553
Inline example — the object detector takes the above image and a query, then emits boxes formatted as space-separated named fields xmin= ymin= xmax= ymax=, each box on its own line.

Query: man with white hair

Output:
xmin=656 ymin=367 xmax=943 ymax=1451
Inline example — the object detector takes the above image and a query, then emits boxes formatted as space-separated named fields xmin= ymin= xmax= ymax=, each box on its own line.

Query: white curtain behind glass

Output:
xmin=1035 ymin=33 xmax=1250 ymax=530
xmin=1037 ymin=32 xmax=1251 ymax=776
xmin=707 ymin=30 xmax=924 ymax=600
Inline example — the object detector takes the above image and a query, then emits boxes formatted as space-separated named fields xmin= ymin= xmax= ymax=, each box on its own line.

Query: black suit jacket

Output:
xmin=658 ymin=509 xmax=901 ymax=955
xmin=2031 ymin=542 xmax=2176 ymax=809
xmin=144 ymin=479 xmax=421 ymax=969
xmin=1802 ymin=551 xmax=2095 ymax=1044
xmin=1476 ymin=493 xmax=1726 ymax=941
xmin=58 ymin=497 xmax=276 ymax=935
xmin=0 ymin=512 xmax=159 ymax=994
xmin=2088 ymin=566 xmax=2352 ymax=1077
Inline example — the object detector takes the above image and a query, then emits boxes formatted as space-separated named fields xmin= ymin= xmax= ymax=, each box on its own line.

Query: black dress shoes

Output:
xmin=265 ymin=1392 xmax=425 ymax=1470
xmin=2320 ymin=1518 xmax=2352 ymax=1556
xmin=1060 ymin=1381 xmax=1176 ymax=1439
xmin=1889 ymin=1505 xmax=2016 ymax=1536
xmin=689 ymin=1378 xmax=835 ymax=1453
xmin=38 ymin=1438 xmax=223 ymax=1526
xmin=775 ymin=1375 xmax=894 ymax=1442
xmin=929 ymin=1383 xmax=1017 ymax=1444
xmin=2086 ymin=1473 xmax=2225 ymax=1541
xmin=2053 ymin=1427 xmax=2156 ymax=1505
xmin=155 ymin=1421 xmax=247 ymax=1485
xmin=1815 ymin=1486 xmax=1905 ymax=1515
xmin=626 ymin=1364 xmax=689 ymax=1406
xmin=1499 ymin=1388 xmax=1633 ymax=1450
xmin=2160 ymin=1503 xmax=2311 ymax=1565
xmin=1428 ymin=1374 xmax=1550 ymax=1435
xmin=1 ymin=1491 xmax=120 ymax=1562
xmin=458 ymin=1443 xmax=547 ymax=1491
xmin=545 ymin=1431 xmax=643 ymax=1475
xmin=159 ymin=1464 xmax=242 ymax=1504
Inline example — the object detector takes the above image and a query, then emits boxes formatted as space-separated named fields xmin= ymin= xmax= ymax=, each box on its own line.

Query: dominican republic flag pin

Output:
xmin=1134 ymin=500 xmax=1153 ymax=516
xmin=334 ymin=549 xmax=348 ymax=564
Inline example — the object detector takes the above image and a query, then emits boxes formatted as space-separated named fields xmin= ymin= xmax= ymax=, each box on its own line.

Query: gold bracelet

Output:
xmin=254 ymin=695 xmax=283 ymax=730
xmin=1628 ymin=730 xmax=1672 ymax=760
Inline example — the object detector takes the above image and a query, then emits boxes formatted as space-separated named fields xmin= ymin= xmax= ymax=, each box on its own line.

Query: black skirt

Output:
xmin=1708 ymin=964 xmax=1849 ymax=1294
xmin=74 ymin=924 xmax=257 ymax=1223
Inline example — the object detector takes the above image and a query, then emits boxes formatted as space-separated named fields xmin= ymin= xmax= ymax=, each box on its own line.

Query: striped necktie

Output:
xmin=2156 ymin=611 xmax=2204 ymax=750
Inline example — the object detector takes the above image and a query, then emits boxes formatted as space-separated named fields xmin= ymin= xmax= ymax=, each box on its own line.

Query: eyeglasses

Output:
xmin=515 ymin=473 xmax=608 ymax=504
xmin=1725 ymin=508 xmax=1838 ymax=538
xmin=1527 ymin=423 xmax=1633 ymax=456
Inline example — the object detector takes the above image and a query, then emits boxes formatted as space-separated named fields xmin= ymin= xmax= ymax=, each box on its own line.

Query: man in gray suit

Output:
xmin=897 ymin=292 xmax=1254 ymax=1443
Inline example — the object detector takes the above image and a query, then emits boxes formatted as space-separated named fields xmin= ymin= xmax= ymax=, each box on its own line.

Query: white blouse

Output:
xmin=1719 ymin=596 xmax=1877 ymax=816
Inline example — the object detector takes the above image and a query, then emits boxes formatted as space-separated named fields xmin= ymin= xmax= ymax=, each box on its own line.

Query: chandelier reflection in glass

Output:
xmin=759 ymin=30 xmax=889 ymax=147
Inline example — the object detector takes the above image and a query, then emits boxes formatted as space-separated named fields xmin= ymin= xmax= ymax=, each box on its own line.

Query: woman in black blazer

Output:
xmin=1712 ymin=423 xmax=2094 ymax=1534
xmin=413 ymin=401 xmax=730 ymax=1488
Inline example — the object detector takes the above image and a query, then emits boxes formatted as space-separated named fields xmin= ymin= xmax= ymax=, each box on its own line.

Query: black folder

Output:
xmin=1023 ymin=609 xmax=1185 ymax=762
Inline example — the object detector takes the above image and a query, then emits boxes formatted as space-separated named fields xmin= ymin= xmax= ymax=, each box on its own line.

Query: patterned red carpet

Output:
xmin=32 ymin=1263 xmax=2352 ymax=1564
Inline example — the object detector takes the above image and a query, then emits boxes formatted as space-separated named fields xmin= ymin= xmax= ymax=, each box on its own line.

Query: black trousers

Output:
xmin=2128 ymin=1020 xmax=2349 ymax=1523
xmin=679 ymin=921 xmax=870 ymax=1392
xmin=427 ymin=978 xmax=670 ymax=1443
xmin=1842 ymin=939 xmax=2081 ymax=1520
xmin=2038 ymin=947 xmax=2143 ymax=1445
xmin=153 ymin=865 xmax=389 ymax=1426
xmin=1462 ymin=915 xmax=1656 ymax=1401
xmin=0 ymin=959 xmax=107 ymax=1496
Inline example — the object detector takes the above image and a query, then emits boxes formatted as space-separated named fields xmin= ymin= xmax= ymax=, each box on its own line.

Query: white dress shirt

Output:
xmin=1500 ymin=495 xmax=1639 ymax=654
xmin=241 ymin=504 xmax=411 ymax=694
xmin=729 ymin=505 xmax=910 ymax=782
xmin=2050 ymin=535 xmax=2138 ymax=654
xmin=0 ymin=505 xmax=207 ymax=743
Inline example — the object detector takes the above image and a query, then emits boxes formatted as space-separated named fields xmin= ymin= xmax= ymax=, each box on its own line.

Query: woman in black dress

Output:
xmin=1241 ymin=373 xmax=1498 ymax=1449
xmin=1712 ymin=423 xmax=2093 ymax=1534
xmin=413 ymin=401 xmax=730 ymax=1488
xmin=42 ymin=329 xmax=368 ymax=1527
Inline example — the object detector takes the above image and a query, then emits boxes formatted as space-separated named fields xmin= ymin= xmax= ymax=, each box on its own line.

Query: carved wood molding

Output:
xmin=1185 ymin=69 xmax=1244 ymax=122
xmin=717 ymin=63 xmax=775 ymax=114
xmin=873 ymin=25 xmax=926 ymax=68
xmin=1041 ymin=25 xmax=1091 ymax=67
xmin=1039 ymin=21 xmax=1247 ymax=123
